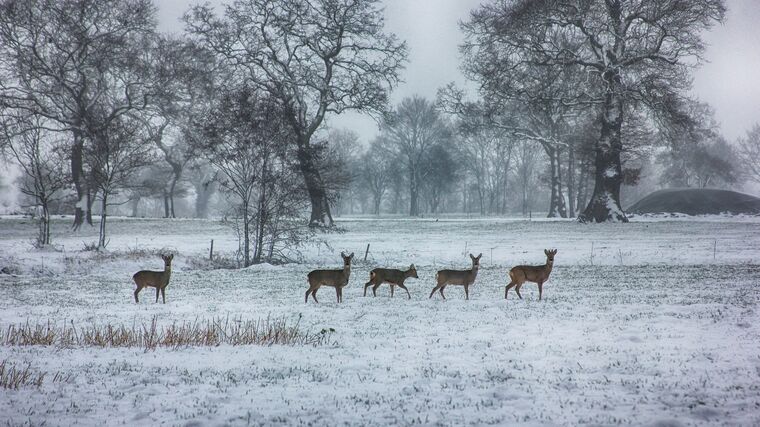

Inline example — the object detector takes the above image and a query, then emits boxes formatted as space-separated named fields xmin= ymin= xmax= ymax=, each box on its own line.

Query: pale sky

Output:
xmin=157 ymin=0 xmax=760 ymax=142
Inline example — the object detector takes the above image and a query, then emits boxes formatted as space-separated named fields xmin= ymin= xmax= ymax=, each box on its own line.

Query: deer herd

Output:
xmin=133 ymin=250 xmax=558 ymax=304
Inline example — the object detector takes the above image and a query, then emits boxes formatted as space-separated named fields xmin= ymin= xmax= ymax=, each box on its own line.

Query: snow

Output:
xmin=1 ymin=215 xmax=759 ymax=425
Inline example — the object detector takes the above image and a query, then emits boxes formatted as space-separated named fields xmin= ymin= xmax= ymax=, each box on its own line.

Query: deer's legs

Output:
xmin=305 ymin=286 xmax=319 ymax=303
xmin=134 ymin=287 xmax=141 ymax=303
xmin=429 ymin=285 xmax=441 ymax=299
xmin=364 ymin=281 xmax=372 ymax=297
xmin=538 ymin=282 xmax=543 ymax=301
xmin=505 ymin=282 xmax=516 ymax=299
xmin=390 ymin=284 xmax=395 ymax=298
xmin=398 ymin=283 xmax=411 ymax=299
xmin=464 ymin=285 xmax=470 ymax=300
xmin=161 ymin=287 xmax=166 ymax=304
xmin=372 ymin=283 xmax=381 ymax=297
xmin=155 ymin=287 xmax=160 ymax=303
xmin=439 ymin=286 xmax=446 ymax=299
xmin=335 ymin=287 xmax=341 ymax=303
xmin=515 ymin=284 xmax=523 ymax=300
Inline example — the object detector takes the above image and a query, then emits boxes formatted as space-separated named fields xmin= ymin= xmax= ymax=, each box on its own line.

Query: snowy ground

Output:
xmin=0 ymin=215 xmax=759 ymax=425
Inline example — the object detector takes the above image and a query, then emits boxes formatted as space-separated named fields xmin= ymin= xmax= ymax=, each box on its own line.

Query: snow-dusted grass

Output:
xmin=0 ymin=215 xmax=759 ymax=425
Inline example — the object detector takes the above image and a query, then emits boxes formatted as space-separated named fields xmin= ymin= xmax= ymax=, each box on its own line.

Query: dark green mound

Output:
xmin=627 ymin=188 xmax=760 ymax=215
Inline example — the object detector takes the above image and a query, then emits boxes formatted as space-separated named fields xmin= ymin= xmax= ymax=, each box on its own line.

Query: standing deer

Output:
xmin=505 ymin=249 xmax=557 ymax=301
xmin=305 ymin=252 xmax=354 ymax=303
xmin=133 ymin=254 xmax=174 ymax=304
xmin=429 ymin=253 xmax=481 ymax=300
xmin=364 ymin=264 xmax=418 ymax=299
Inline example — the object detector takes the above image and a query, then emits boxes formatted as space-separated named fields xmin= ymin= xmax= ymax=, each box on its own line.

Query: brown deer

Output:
xmin=364 ymin=264 xmax=418 ymax=299
xmin=133 ymin=254 xmax=173 ymax=304
xmin=429 ymin=253 xmax=481 ymax=300
xmin=305 ymin=252 xmax=354 ymax=303
xmin=505 ymin=249 xmax=557 ymax=301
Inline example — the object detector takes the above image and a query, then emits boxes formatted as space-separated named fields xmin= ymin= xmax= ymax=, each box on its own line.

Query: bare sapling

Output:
xmin=364 ymin=264 xmax=418 ymax=299
xmin=430 ymin=253 xmax=481 ymax=300
xmin=306 ymin=252 xmax=354 ymax=303
xmin=133 ymin=254 xmax=174 ymax=304
xmin=505 ymin=249 xmax=557 ymax=301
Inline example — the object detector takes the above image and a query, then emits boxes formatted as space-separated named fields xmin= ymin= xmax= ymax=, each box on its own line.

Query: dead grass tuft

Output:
xmin=3 ymin=315 xmax=332 ymax=351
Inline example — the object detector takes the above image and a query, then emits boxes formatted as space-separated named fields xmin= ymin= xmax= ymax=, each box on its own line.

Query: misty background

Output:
xmin=2 ymin=0 xmax=760 ymax=255
xmin=154 ymin=0 xmax=760 ymax=143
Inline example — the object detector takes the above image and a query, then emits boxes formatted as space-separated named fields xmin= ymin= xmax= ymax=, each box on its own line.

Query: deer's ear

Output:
xmin=544 ymin=249 xmax=549 ymax=255
xmin=410 ymin=264 xmax=415 ymax=269
xmin=349 ymin=252 xmax=355 ymax=258
xmin=552 ymin=249 xmax=558 ymax=255
xmin=469 ymin=254 xmax=475 ymax=260
xmin=169 ymin=254 xmax=174 ymax=260
xmin=341 ymin=251 xmax=346 ymax=257
xmin=477 ymin=253 xmax=482 ymax=259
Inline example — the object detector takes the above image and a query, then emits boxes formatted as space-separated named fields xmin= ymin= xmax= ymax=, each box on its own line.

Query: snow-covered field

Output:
xmin=1 ymin=215 xmax=759 ymax=425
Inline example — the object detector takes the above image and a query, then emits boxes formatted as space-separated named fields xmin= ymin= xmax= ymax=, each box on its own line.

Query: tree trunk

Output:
xmin=194 ymin=180 xmax=214 ymax=219
xmin=71 ymin=134 xmax=87 ymax=230
xmin=131 ymin=197 xmax=140 ymax=217
xmin=373 ymin=192 xmax=382 ymax=215
xmin=408 ymin=166 xmax=420 ymax=217
xmin=169 ymin=179 xmax=177 ymax=219
xmin=253 ymin=171 xmax=267 ymax=265
xmin=163 ymin=192 xmax=170 ymax=218
xmin=98 ymin=194 xmax=108 ymax=249
xmin=579 ymin=71 xmax=628 ymax=223
xmin=242 ymin=203 xmax=250 ymax=267
xmin=546 ymin=146 xmax=567 ymax=218
xmin=38 ymin=202 xmax=51 ymax=246
xmin=477 ymin=175 xmax=485 ymax=216
xmin=567 ymin=145 xmax=576 ymax=217
xmin=295 ymin=140 xmax=333 ymax=227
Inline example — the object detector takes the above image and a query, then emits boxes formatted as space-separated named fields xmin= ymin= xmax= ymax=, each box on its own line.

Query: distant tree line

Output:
xmin=1 ymin=0 xmax=755 ymax=262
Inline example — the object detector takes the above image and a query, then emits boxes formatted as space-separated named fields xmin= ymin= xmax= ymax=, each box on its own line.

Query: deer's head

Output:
xmin=162 ymin=254 xmax=174 ymax=268
xmin=544 ymin=249 xmax=557 ymax=264
xmin=470 ymin=253 xmax=482 ymax=268
xmin=408 ymin=264 xmax=418 ymax=278
xmin=340 ymin=252 xmax=354 ymax=267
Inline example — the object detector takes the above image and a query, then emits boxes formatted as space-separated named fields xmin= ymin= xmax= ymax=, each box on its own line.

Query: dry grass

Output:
xmin=0 ymin=359 xmax=76 ymax=390
xmin=3 ymin=315 xmax=333 ymax=351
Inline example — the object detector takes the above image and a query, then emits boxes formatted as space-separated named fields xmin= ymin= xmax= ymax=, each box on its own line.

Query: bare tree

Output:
xmin=0 ymin=0 xmax=159 ymax=229
xmin=738 ymin=125 xmax=760 ymax=188
xmin=185 ymin=0 xmax=407 ymax=227
xmin=515 ymin=140 xmax=540 ymax=216
xmin=462 ymin=0 xmax=726 ymax=222
xmin=420 ymin=143 xmax=460 ymax=214
xmin=187 ymin=162 xmax=219 ymax=219
xmin=195 ymin=87 xmax=308 ymax=266
xmin=358 ymin=138 xmax=393 ymax=215
xmin=87 ymin=115 xmax=154 ymax=248
xmin=2 ymin=115 xmax=69 ymax=245
xmin=381 ymin=96 xmax=451 ymax=217
xmin=325 ymin=129 xmax=362 ymax=216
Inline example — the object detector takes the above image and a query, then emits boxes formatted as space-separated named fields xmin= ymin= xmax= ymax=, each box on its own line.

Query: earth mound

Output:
xmin=627 ymin=188 xmax=760 ymax=215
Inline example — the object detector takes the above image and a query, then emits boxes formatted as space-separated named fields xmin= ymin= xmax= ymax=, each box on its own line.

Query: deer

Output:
xmin=505 ymin=249 xmax=557 ymax=301
xmin=364 ymin=264 xmax=418 ymax=299
xmin=133 ymin=254 xmax=174 ymax=304
xmin=305 ymin=252 xmax=354 ymax=303
xmin=429 ymin=253 xmax=481 ymax=300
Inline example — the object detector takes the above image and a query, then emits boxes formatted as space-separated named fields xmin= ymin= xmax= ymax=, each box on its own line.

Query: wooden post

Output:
xmin=364 ymin=243 xmax=370 ymax=261
xmin=209 ymin=239 xmax=214 ymax=261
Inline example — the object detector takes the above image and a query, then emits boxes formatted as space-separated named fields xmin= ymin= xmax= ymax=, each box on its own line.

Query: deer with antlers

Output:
xmin=505 ymin=249 xmax=557 ymax=301
xmin=429 ymin=253 xmax=481 ymax=300
xmin=305 ymin=252 xmax=354 ymax=303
